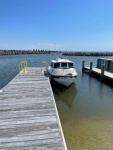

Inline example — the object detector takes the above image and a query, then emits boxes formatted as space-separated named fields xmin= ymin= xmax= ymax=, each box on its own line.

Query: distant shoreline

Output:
xmin=0 ymin=50 xmax=113 ymax=56
xmin=63 ymin=52 xmax=113 ymax=56
xmin=0 ymin=50 xmax=51 ymax=56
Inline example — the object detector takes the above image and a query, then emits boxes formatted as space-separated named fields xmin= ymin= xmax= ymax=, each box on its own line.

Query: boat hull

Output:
xmin=52 ymin=76 xmax=76 ymax=87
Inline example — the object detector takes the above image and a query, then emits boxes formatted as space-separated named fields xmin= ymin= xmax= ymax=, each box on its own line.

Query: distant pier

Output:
xmin=82 ymin=59 xmax=113 ymax=86
xmin=0 ymin=67 xmax=67 ymax=150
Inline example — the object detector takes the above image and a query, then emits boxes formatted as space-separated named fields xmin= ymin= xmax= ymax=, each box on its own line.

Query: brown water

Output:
xmin=51 ymin=73 xmax=113 ymax=150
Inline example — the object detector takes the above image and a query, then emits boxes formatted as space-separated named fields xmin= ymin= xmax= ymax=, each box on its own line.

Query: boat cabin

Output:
xmin=51 ymin=58 xmax=74 ymax=69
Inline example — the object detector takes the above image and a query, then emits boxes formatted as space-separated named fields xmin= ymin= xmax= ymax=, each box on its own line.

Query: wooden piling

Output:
xmin=82 ymin=61 xmax=85 ymax=72
xmin=100 ymin=63 xmax=105 ymax=80
xmin=89 ymin=62 xmax=93 ymax=75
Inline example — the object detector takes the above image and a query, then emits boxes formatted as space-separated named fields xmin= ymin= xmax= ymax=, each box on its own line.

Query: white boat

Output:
xmin=47 ymin=57 xmax=78 ymax=87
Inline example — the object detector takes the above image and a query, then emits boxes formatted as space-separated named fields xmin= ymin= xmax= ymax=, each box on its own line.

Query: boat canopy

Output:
xmin=51 ymin=57 xmax=74 ymax=63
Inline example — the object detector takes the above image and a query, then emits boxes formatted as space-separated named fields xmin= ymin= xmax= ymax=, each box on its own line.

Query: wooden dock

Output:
xmin=83 ymin=66 xmax=113 ymax=86
xmin=0 ymin=67 xmax=67 ymax=150
xmin=84 ymin=67 xmax=113 ymax=80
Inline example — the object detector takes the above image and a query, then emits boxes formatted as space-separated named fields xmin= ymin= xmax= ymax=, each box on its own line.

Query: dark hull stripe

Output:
xmin=51 ymin=75 xmax=77 ymax=78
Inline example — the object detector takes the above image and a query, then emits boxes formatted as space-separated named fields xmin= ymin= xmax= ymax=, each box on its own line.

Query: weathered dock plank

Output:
xmin=0 ymin=67 xmax=67 ymax=150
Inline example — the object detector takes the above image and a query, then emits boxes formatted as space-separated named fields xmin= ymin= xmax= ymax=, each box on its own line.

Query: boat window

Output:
xmin=54 ymin=63 xmax=60 ymax=68
xmin=68 ymin=63 xmax=74 ymax=68
xmin=61 ymin=63 xmax=67 ymax=68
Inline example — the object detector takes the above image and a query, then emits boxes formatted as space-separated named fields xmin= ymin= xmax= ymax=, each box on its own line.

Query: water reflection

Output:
xmin=51 ymin=80 xmax=77 ymax=108
xmin=98 ymin=82 xmax=104 ymax=100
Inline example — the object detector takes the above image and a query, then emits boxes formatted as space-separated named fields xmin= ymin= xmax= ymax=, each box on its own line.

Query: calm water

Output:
xmin=0 ymin=54 xmax=113 ymax=150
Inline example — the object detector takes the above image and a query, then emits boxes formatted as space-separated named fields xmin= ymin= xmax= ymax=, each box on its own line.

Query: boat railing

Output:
xmin=19 ymin=61 xmax=28 ymax=74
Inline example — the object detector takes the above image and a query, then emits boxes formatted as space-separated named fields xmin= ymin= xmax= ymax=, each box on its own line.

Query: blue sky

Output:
xmin=0 ymin=0 xmax=113 ymax=51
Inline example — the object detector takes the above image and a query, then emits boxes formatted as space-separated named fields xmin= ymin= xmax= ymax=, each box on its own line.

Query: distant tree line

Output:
xmin=62 ymin=52 xmax=113 ymax=56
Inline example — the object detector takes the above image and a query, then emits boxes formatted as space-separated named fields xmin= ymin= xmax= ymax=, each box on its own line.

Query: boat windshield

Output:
xmin=61 ymin=63 xmax=68 ymax=68
xmin=68 ymin=63 xmax=74 ymax=68
xmin=53 ymin=62 xmax=74 ymax=69
xmin=54 ymin=63 xmax=60 ymax=68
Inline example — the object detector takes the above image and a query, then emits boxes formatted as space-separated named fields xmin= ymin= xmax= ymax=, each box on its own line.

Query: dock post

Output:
xmin=97 ymin=59 xmax=99 ymax=68
xmin=89 ymin=62 xmax=93 ymax=75
xmin=100 ymin=63 xmax=105 ymax=80
xmin=82 ymin=61 xmax=85 ymax=72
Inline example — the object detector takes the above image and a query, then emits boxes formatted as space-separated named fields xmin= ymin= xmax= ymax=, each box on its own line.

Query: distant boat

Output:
xmin=46 ymin=57 xmax=78 ymax=87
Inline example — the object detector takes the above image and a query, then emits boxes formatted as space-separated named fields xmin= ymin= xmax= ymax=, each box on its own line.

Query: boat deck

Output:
xmin=0 ymin=67 xmax=67 ymax=150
